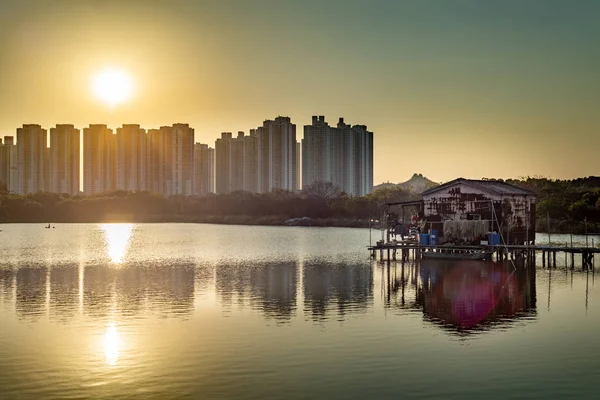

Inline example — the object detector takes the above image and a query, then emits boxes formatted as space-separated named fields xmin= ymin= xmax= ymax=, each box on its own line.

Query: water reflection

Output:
xmin=382 ymin=260 xmax=537 ymax=335
xmin=101 ymin=223 xmax=133 ymax=264
xmin=303 ymin=263 xmax=373 ymax=321
xmin=49 ymin=266 xmax=78 ymax=322
xmin=16 ymin=267 xmax=47 ymax=321
xmin=215 ymin=261 xmax=297 ymax=322
xmin=103 ymin=322 xmax=120 ymax=366
xmin=2 ymin=259 xmax=542 ymax=333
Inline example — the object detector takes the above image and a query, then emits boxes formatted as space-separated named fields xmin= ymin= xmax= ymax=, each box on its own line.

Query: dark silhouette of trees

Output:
xmin=0 ymin=176 xmax=597 ymax=232
xmin=302 ymin=181 xmax=342 ymax=199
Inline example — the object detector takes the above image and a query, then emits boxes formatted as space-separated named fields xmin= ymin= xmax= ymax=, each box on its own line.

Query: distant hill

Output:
xmin=374 ymin=173 xmax=439 ymax=194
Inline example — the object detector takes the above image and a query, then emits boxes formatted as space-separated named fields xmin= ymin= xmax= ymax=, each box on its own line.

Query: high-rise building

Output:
xmin=230 ymin=132 xmax=245 ymax=192
xmin=302 ymin=116 xmax=373 ymax=196
xmin=215 ymin=130 xmax=262 ymax=194
xmin=0 ymin=137 xmax=17 ymax=192
xmin=296 ymin=142 xmax=301 ymax=190
xmin=215 ymin=132 xmax=232 ymax=194
xmin=48 ymin=124 xmax=80 ymax=195
xmin=146 ymin=124 xmax=194 ymax=196
xmin=214 ymin=117 xmax=299 ymax=194
xmin=115 ymin=124 xmax=147 ymax=192
xmin=243 ymin=130 xmax=258 ymax=193
xmin=264 ymin=116 xmax=297 ymax=192
xmin=16 ymin=124 xmax=47 ymax=195
xmin=168 ymin=123 xmax=194 ymax=196
xmin=83 ymin=124 xmax=115 ymax=195
xmin=146 ymin=127 xmax=165 ymax=195
xmin=256 ymin=126 xmax=269 ymax=193
xmin=193 ymin=143 xmax=214 ymax=195
xmin=350 ymin=124 xmax=373 ymax=197
xmin=302 ymin=116 xmax=330 ymax=188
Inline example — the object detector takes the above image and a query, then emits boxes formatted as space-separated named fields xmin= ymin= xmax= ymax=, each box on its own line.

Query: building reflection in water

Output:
xmin=303 ymin=262 xmax=373 ymax=321
xmin=0 ymin=269 xmax=15 ymax=308
xmin=15 ymin=267 xmax=47 ymax=321
xmin=381 ymin=260 xmax=537 ymax=335
xmin=50 ymin=266 xmax=79 ymax=322
xmin=82 ymin=263 xmax=196 ymax=320
xmin=215 ymin=261 xmax=297 ymax=322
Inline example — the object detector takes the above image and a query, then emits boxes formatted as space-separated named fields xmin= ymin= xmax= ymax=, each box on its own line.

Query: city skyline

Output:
xmin=1 ymin=1 xmax=599 ymax=184
xmin=0 ymin=115 xmax=374 ymax=196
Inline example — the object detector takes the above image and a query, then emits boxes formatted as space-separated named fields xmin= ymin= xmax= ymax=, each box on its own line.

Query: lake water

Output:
xmin=0 ymin=224 xmax=598 ymax=399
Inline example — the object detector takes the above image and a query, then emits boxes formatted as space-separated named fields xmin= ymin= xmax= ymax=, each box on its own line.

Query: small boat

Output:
xmin=422 ymin=250 xmax=492 ymax=261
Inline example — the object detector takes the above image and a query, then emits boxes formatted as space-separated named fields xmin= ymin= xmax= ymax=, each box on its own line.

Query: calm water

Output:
xmin=0 ymin=224 xmax=598 ymax=399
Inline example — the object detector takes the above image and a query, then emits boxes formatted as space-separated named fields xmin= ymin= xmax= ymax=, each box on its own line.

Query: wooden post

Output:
xmin=571 ymin=252 xmax=575 ymax=270
xmin=553 ymin=251 xmax=557 ymax=268
xmin=585 ymin=217 xmax=588 ymax=248
xmin=570 ymin=234 xmax=573 ymax=248
xmin=542 ymin=251 xmax=546 ymax=268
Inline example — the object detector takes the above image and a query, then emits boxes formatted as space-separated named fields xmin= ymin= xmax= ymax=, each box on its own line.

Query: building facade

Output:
xmin=420 ymin=178 xmax=536 ymax=245
xmin=296 ymin=142 xmax=301 ymax=190
xmin=302 ymin=116 xmax=373 ymax=196
xmin=0 ymin=137 xmax=17 ymax=192
xmin=147 ymin=124 xmax=194 ymax=196
xmin=115 ymin=124 xmax=147 ymax=192
xmin=49 ymin=124 xmax=80 ymax=195
xmin=215 ymin=132 xmax=232 ymax=194
xmin=215 ymin=117 xmax=299 ymax=194
xmin=243 ymin=130 xmax=258 ymax=193
xmin=16 ymin=124 xmax=47 ymax=194
xmin=83 ymin=124 xmax=115 ymax=195
xmin=265 ymin=116 xmax=297 ymax=193
xmin=193 ymin=143 xmax=214 ymax=195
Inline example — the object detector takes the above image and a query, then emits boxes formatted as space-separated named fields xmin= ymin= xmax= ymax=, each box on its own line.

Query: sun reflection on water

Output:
xmin=101 ymin=223 xmax=133 ymax=264
xmin=103 ymin=322 xmax=120 ymax=366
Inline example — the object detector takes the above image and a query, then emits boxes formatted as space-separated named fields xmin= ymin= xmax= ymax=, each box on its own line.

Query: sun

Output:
xmin=92 ymin=68 xmax=133 ymax=107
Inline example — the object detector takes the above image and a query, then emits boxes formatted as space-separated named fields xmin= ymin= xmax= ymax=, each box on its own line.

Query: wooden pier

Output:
xmin=368 ymin=242 xmax=599 ymax=270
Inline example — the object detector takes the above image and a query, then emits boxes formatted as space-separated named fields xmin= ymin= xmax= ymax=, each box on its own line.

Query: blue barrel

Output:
xmin=488 ymin=233 xmax=501 ymax=245
xmin=419 ymin=234 xmax=430 ymax=246
xmin=430 ymin=229 xmax=439 ymax=246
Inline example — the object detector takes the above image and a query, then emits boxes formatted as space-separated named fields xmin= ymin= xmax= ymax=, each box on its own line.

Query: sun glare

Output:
xmin=103 ymin=322 xmax=121 ymax=366
xmin=101 ymin=223 xmax=133 ymax=264
xmin=92 ymin=68 xmax=133 ymax=107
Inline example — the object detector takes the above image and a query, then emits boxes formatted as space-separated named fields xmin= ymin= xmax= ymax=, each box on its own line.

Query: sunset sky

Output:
xmin=1 ymin=0 xmax=598 ymax=184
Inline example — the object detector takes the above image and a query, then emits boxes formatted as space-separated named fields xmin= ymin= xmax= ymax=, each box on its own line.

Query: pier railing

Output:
xmin=367 ymin=242 xmax=598 ymax=270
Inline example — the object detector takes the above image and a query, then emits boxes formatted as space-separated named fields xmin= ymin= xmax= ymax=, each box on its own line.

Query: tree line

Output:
xmin=1 ymin=177 xmax=599 ymax=233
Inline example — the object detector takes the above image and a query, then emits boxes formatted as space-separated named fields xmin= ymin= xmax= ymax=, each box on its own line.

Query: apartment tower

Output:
xmin=16 ymin=124 xmax=47 ymax=194
xmin=83 ymin=124 xmax=115 ymax=195
xmin=49 ymin=124 xmax=80 ymax=195
xmin=115 ymin=124 xmax=147 ymax=192
xmin=192 ymin=143 xmax=214 ymax=195
xmin=0 ymin=137 xmax=17 ymax=192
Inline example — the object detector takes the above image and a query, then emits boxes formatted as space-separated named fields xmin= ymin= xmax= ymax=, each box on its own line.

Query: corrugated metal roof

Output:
xmin=422 ymin=178 xmax=535 ymax=196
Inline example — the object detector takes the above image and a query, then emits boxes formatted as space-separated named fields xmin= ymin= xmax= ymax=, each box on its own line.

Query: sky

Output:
xmin=0 ymin=0 xmax=598 ymax=184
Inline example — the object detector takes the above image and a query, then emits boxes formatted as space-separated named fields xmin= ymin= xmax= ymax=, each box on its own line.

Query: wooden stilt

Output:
xmin=542 ymin=251 xmax=546 ymax=268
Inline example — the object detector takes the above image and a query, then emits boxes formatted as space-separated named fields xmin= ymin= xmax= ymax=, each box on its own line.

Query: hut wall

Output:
xmin=422 ymin=183 xmax=536 ymax=244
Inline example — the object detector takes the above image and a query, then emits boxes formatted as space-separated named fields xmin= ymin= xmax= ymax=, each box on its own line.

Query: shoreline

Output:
xmin=0 ymin=216 xmax=372 ymax=228
xmin=1 ymin=217 xmax=598 ymax=235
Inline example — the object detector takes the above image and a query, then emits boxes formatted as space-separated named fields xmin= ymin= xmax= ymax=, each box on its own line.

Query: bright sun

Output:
xmin=92 ymin=68 xmax=133 ymax=107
